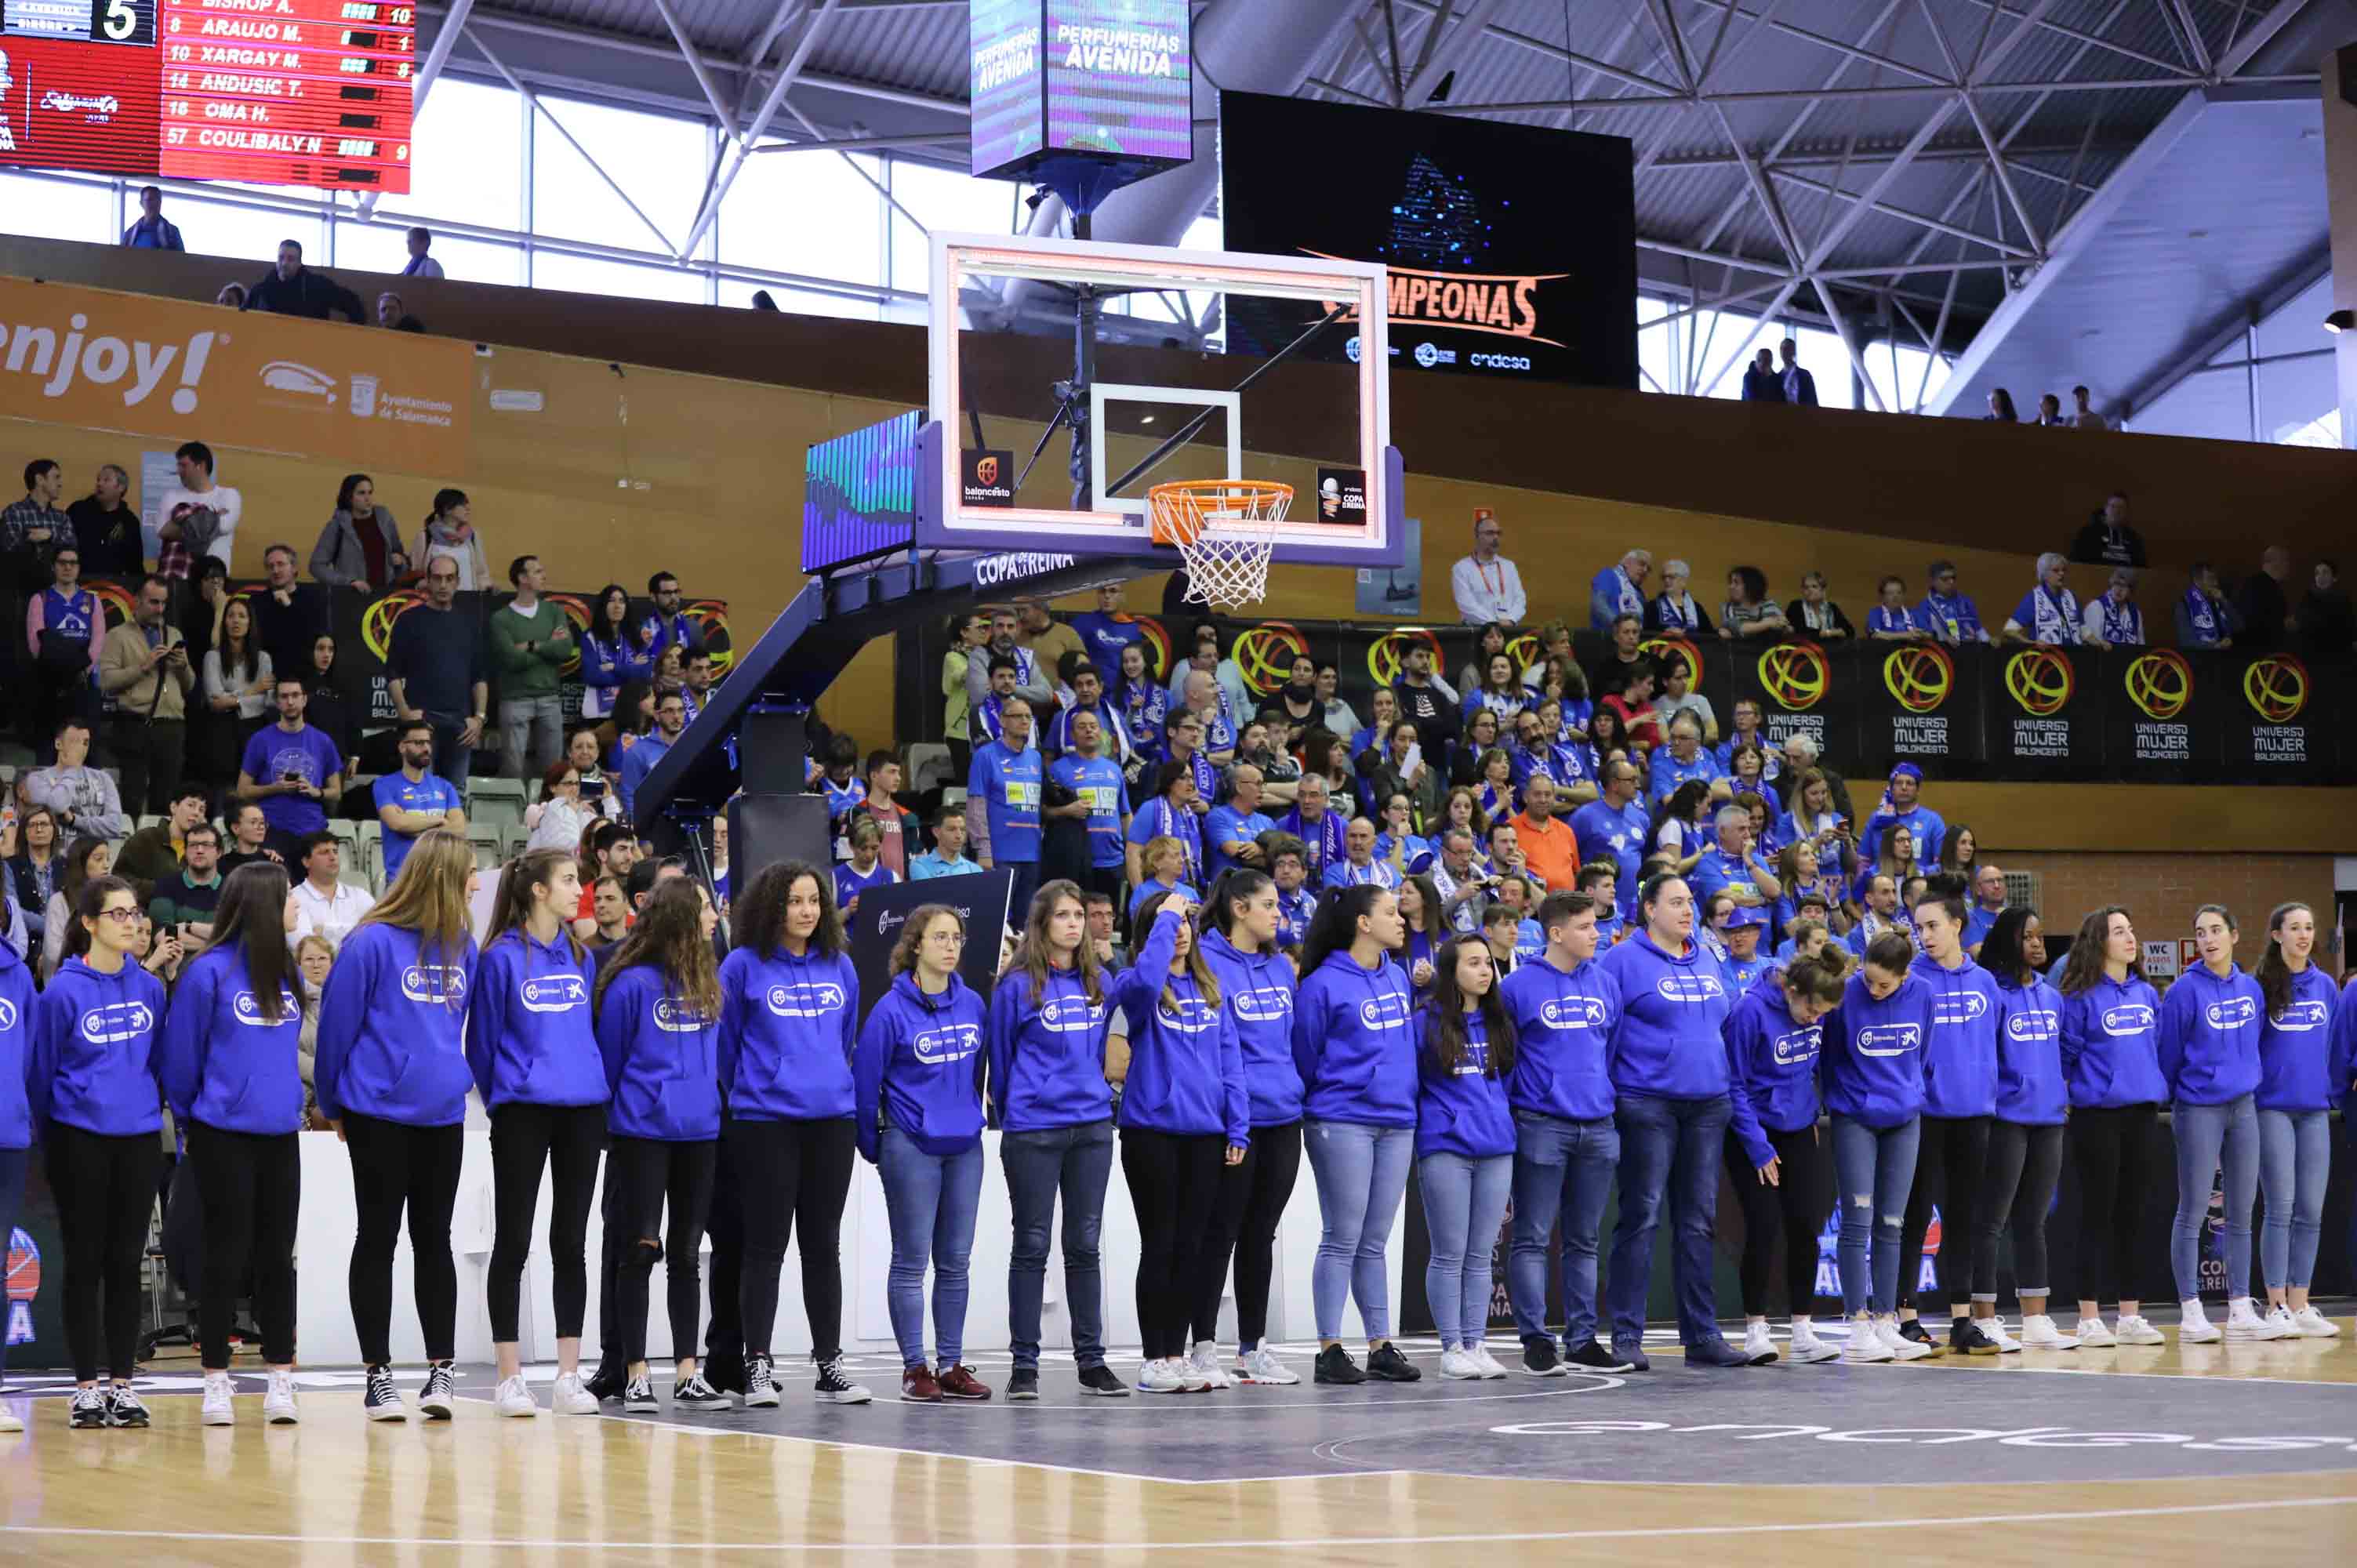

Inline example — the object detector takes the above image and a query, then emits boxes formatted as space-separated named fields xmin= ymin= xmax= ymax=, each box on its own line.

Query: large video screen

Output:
xmin=1219 ymin=92 xmax=1636 ymax=390
xmin=971 ymin=0 xmax=1189 ymax=180
xmin=0 ymin=0 xmax=414 ymax=191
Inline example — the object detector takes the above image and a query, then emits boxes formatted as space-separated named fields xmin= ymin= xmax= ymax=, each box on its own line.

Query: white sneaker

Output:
xmin=2177 ymin=1301 xmax=2222 ymax=1343
xmin=2115 ymin=1313 xmax=2166 ymax=1346
xmin=1470 ymin=1343 xmax=1510 ymax=1379
xmin=496 ymin=1374 xmax=539 ymax=1417
xmin=2072 ymin=1316 xmax=2116 ymax=1347
xmin=1173 ymin=1356 xmax=1211 ymax=1392
xmin=1238 ymin=1346 xmax=1298 ymax=1385
xmin=1877 ymin=1316 xmax=1933 ymax=1361
xmin=2017 ymin=1315 xmax=2079 ymax=1350
xmin=202 ymin=1372 xmax=234 ymax=1427
xmin=1741 ymin=1321 xmax=1779 ymax=1365
xmin=1137 ymin=1358 xmax=1185 ymax=1394
xmin=2291 ymin=1305 xmax=2341 ymax=1338
xmin=1843 ymin=1316 xmax=1895 ymax=1363
xmin=1984 ymin=1318 xmax=2022 ymax=1353
xmin=1787 ymin=1323 xmax=1840 ymax=1363
xmin=550 ymin=1372 xmax=600 ymax=1414
xmin=1187 ymin=1341 xmax=1233 ymax=1390
xmin=2225 ymin=1298 xmax=2290 ymax=1341
xmin=2265 ymin=1305 xmax=2299 ymax=1338
xmin=1438 ymin=1347 xmax=1484 ymax=1381
xmin=263 ymin=1370 xmax=300 ymax=1425
xmin=0 ymin=1401 xmax=21 ymax=1433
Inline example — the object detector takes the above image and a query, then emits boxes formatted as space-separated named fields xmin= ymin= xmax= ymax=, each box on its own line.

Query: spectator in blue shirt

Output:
xmin=2175 ymin=562 xmax=2241 ymax=650
xmin=1570 ymin=758 xmax=1649 ymax=920
xmin=968 ymin=695 xmax=1044 ymax=920
xmin=910 ymin=804 xmax=982 ymax=880
xmin=641 ymin=571 xmax=705 ymax=659
xmin=236 ymin=677 xmax=344 ymax=863
xmin=1865 ymin=575 xmax=1926 ymax=641
xmin=1204 ymin=764 xmax=1276 ymax=884
xmin=122 ymin=186 xmax=184 ymax=250
xmin=833 ymin=818 xmax=899 ymax=916
xmin=1916 ymin=560 xmax=1988 ymax=646
xmin=618 ymin=690 xmax=688 ymax=821
xmin=1647 ymin=713 xmax=1728 ymax=808
xmin=1068 ymin=583 xmax=1147 ymax=672
xmin=1047 ymin=710 xmax=1130 ymax=905
xmin=374 ymin=720 xmax=467 ymax=884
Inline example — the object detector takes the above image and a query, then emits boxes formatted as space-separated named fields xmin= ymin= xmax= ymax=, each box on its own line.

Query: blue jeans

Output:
xmin=427 ymin=716 xmax=475 ymax=793
xmin=1001 ymin=1119 xmax=1114 ymax=1370
xmin=2258 ymin=1109 xmax=2330 ymax=1291
xmin=1418 ymin=1152 xmax=1513 ymax=1349
xmin=1302 ymin=1120 xmax=1414 ymax=1342
xmin=1607 ymin=1094 xmax=1732 ymax=1348
xmin=0 ymin=1145 xmax=24 ymax=1385
xmin=2172 ymin=1094 xmax=2258 ymax=1301
xmin=877 ymin=1126 xmax=983 ymax=1370
xmin=1508 ymin=1112 xmax=1619 ymax=1350
xmin=1831 ymin=1114 xmax=1921 ymax=1316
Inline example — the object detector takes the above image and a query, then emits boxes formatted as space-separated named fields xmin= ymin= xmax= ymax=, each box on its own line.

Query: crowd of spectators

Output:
xmin=120 ymin=190 xmax=444 ymax=332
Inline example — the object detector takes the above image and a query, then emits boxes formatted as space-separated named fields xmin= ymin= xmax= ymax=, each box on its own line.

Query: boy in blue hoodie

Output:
xmin=0 ymin=913 xmax=31 ymax=1435
xmin=1819 ymin=929 xmax=1932 ymax=1362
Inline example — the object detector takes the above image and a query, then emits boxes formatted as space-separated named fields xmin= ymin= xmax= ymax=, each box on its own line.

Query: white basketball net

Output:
xmin=1148 ymin=480 xmax=1291 ymax=612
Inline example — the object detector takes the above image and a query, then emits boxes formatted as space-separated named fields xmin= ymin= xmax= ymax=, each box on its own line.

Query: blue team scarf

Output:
xmin=1869 ymin=604 xmax=1914 ymax=635
xmin=2099 ymin=594 xmax=2142 ymax=644
xmin=2183 ymin=585 xmax=2218 ymax=640
xmin=1144 ymin=796 xmax=1200 ymax=882
xmin=2031 ymin=584 xmax=2079 ymax=644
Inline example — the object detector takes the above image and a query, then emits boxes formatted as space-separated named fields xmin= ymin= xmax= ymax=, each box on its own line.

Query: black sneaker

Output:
xmin=1077 ymin=1365 xmax=1130 ymax=1398
xmin=1609 ymin=1340 xmax=1652 ymax=1372
xmin=105 ymin=1386 xmax=150 ymax=1428
xmin=674 ymin=1373 xmax=732 ymax=1410
xmin=814 ymin=1357 xmax=873 ymax=1404
xmin=1567 ymin=1340 xmax=1640 ymax=1374
xmin=1007 ymin=1368 xmax=1040 ymax=1401
xmin=1314 ymin=1345 xmax=1366 ymax=1385
xmin=69 ymin=1387 xmax=108 ymax=1428
xmin=1520 ymin=1338 xmax=1564 ymax=1377
xmin=1898 ymin=1318 xmax=1948 ymax=1357
xmin=1365 ymin=1342 xmax=1421 ymax=1382
xmin=363 ymin=1366 xmax=408 ymax=1422
xmin=741 ymin=1354 xmax=779 ymax=1409
xmin=585 ymin=1363 xmax=625 ymax=1403
xmin=623 ymin=1374 xmax=659 ymax=1413
xmin=418 ymin=1363 xmax=456 ymax=1420
xmin=1950 ymin=1317 xmax=2001 ymax=1357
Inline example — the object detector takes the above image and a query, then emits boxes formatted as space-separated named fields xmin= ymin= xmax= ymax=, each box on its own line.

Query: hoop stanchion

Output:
xmin=1146 ymin=478 xmax=1291 ymax=611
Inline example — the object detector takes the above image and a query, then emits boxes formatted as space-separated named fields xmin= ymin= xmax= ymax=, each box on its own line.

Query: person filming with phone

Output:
xmin=236 ymin=677 xmax=344 ymax=864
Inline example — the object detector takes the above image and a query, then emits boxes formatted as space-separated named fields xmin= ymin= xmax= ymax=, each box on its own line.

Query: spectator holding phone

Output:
xmin=236 ymin=677 xmax=344 ymax=864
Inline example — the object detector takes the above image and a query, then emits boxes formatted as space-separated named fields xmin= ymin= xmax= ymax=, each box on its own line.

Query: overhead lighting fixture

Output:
xmin=2327 ymin=310 xmax=2355 ymax=334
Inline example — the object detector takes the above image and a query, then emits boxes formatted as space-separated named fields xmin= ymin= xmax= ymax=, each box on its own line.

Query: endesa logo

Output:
xmin=1771 ymin=1026 xmax=1821 ymax=1066
xmin=652 ymin=997 xmax=713 ymax=1033
xmin=2101 ymin=1003 xmax=2155 ymax=1035
xmin=2005 ymin=1008 xmax=2060 ymax=1044
xmin=913 ymin=1022 xmax=981 ymax=1065
xmin=2270 ymin=998 xmax=2330 ymax=1033
xmin=1538 ymin=995 xmax=1609 ymax=1031
xmin=1930 ymin=990 xmax=1991 ymax=1026
xmin=401 ymin=965 xmax=467 ymax=1004
xmin=1038 ymin=996 xmax=1105 ymax=1033
xmin=2205 ymin=996 xmax=2258 ymax=1029
xmin=231 ymin=989 xmax=299 ymax=1028
xmin=1654 ymin=973 xmax=1725 ymax=1005
xmin=1232 ymin=985 xmax=1294 ymax=1025
xmin=765 ymin=982 xmax=846 ymax=1020
xmin=79 ymin=1001 xmax=156 ymax=1046
xmin=1854 ymin=1023 xmax=1921 ymax=1058
xmin=1357 ymin=993 xmax=1414 ymax=1030
xmin=521 ymin=975 xmax=589 ymax=1014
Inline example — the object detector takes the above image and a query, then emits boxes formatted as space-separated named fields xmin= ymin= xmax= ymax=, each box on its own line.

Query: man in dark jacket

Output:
xmin=2067 ymin=491 xmax=2148 ymax=568
xmin=1740 ymin=347 xmax=1785 ymax=402
xmin=2233 ymin=546 xmax=2293 ymax=652
xmin=242 ymin=240 xmax=365 ymax=321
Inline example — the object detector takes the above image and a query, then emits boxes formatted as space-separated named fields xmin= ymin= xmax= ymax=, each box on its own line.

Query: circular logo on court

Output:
xmin=361 ymin=588 xmax=427 ymax=662
xmin=1637 ymin=636 xmax=1701 ymax=691
xmin=1367 ymin=626 xmax=1444 ymax=687
xmin=2124 ymin=650 xmax=2192 ymax=721
xmin=1882 ymin=644 xmax=1952 ymax=713
xmin=2243 ymin=655 xmax=2307 ymax=723
xmin=1756 ymin=641 xmax=1829 ymax=712
xmin=1233 ymin=621 xmax=1311 ymax=697
xmin=2004 ymin=647 xmax=2074 ymax=717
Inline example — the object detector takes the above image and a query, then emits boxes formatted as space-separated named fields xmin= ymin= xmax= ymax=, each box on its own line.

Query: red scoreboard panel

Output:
xmin=0 ymin=0 xmax=412 ymax=190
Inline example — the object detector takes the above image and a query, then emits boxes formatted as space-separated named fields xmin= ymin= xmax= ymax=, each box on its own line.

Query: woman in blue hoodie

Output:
xmin=1291 ymin=882 xmax=1420 ymax=1386
xmin=1416 ymin=934 xmax=1516 ymax=1382
xmin=467 ymin=848 xmax=608 ymax=1419
xmin=594 ymin=877 xmax=731 ymax=1412
xmin=314 ymin=828 xmax=479 ymax=1423
xmin=1976 ymin=909 xmax=2073 ymax=1352
xmin=2250 ymin=902 xmax=2341 ymax=1338
xmin=984 ymin=879 xmax=1123 ymax=1402
xmin=27 ymin=873 xmax=165 ymax=1430
xmin=853 ymin=903 xmax=992 ymax=1404
xmin=1115 ymin=889 xmax=1248 ymax=1394
xmin=715 ymin=861 xmax=872 ymax=1406
xmin=1819 ymin=929 xmax=1933 ymax=1363
xmin=1193 ymin=868 xmax=1305 ymax=1387
xmin=2158 ymin=903 xmax=2283 ymax=1345
xmin=0 ymin=897 xmax=31 ymax=1436
xmin=2055 ymin=904 xmax=2168 ymax=1347
xmin=161 ymin=864 xmax=306 ymax=1429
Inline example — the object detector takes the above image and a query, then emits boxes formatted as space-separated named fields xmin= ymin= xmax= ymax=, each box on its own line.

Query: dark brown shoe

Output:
xmin=899 ymin=1364 xmax=941 ymax=1403
xmin=935 ymin=1364 xmax=992 ymax=1401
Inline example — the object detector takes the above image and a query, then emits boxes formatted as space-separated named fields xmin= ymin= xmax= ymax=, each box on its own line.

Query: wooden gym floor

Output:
xmin=2 ymin=1315 xmax=2353 ymax=1565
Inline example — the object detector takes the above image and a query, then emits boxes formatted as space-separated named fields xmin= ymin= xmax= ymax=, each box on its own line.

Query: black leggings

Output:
xmin=1899 ymin=1113 xmax=1992 ymax=1314
xmin=608 ymin=1135 xmax=719 ymax=1367
xmin=342 ymin=1111 xmax=464 ymax=1367
xmin=187 ymin=1121 xmax=300 ymax=1370
xmin=724 ymin=1116 xmax=857 ymax=1363
xmin=1122 ymin=1128 xmax=1227 ymax=1362
xmin=1727 ymin=1123 xmax=1832 ymax=1319
xmin=2067 ymin=1102 xmax=2163 ymax=1305
xmin=1976 ymin=1120 xmax=2064 ymax=1301
xmin=487 ymin=1102 xmax=606 ymax=1344
xmin=1193 ymin=1120 xmax=1302 ymax=1347
xmin=45 ymin=1123 xmax=162 ymax=1383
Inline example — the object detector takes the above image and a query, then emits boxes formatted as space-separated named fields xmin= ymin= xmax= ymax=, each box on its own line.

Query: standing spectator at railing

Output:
xmin=417 ymin=488 xmax=491 ymax=591
xmin=248 ymin=543 xmax=328 ymax=679
xmin=2069 ymin=386 xmax=2108 ymax=430
xmin=376 ymin=292 xmax=424 ymax=332
xmin=1984 ymin=388 xmax=2018 ymax=423
xmin=1865 ymin=575 xmax=1925 ymax=641
xmin=1645 ymin=560 xmax=1712 ymax=637
xmin=1916 ymin=560 xmax=1987 ymax=646
xmin=1785 ymin=571 xmax=1853 ymax=642
xmin=240 ymin=240 xmax=365 ymax=321
xmin=967 ymin=605 xmax=1050 ymax=723
xmin=387 ymin=555 xmax=490 ymax=790
xmin=66 ymin=464 xmax=143 ymax=580
xmin=2002 ymin=554 xmax=2082 ymax=646
xmin=2175 ymin=563 xmax=2240 ymax=651
xmin=155 ymin=441 xmax=240 ymax=578
xmin=121 ymin=185 xmax=183 ymax=250
xmin=641 ymin=571 xmax=705 ymax=659
xmin=2296 ymin=560 xmax=2352 ymax=661
xmin=100 ymin=577 xmax=194 ymax=813
xmin=310 ymin=474 xmax=410 ymax=593
xmin=1587 ymin=548 xmax=1650 ymax=633
xmin=491 ymin=554 xmax=572 ymax=782
xmin=2082 ymin=569 xmax=2145 ymax=648
xmin=2 ymin=461 xmax=74 ymax=609
xmin=1740 ymin=348 xmax=1783 ymax=403
xmin=2032 ymin=394 xmax=2067 ymax=427
xmin=1454 ymin=510 xmax=1527 ymax=626
xmin=24 ymin=543 xmax=100 ymax=742
xmin=1014 ymin=597 xmax=1081 ymax=684
xmin=1778 ymin=339 xmax=1818 ymax=406
xmin=580 ymin=584 xmax=654 ymax=728
xmin=400 ymin=225 xmax=446 ymax=280
xmin=1719 ymin=567 xmax=1789 ymax=641
xmin=1068 ymin=583 xmax=1146 ymax=672
xmin=2068 ymin=491 xmax=2147 ymax=569
xmin=2233 ymin=546 xmax=2293 ymax=652
xmin=1585 ymin=612 xmax=1647 ymax=701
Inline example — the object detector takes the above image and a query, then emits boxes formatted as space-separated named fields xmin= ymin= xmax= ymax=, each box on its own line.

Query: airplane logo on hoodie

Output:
xmin=79 ymin=1001 xmax=156 ymax=1045
xmin=1854 ymin=1022 xmax=1921 ymax=1058
xmin=766 ymin=982 xmax=847 ymax=1019
xmin=2268 ymin=998 xmax=2329 ymax=1032
xmin=2205 ymin=996 xmax=2257 ymax=1029
xmin=233 ymin=989 xmax=300 ymax=1027
xmin=521 ymin=975 xmax=590 ymax=1014
xmin=2005 ymin=1008 xmax=2059 ymax=1044
xmin=2100 ymin=1003 xmax=2155 ymax=1034
xmin=401 ymin=965 xmax=467 ymax=1004
xmin=914 ymin=1022 xmax=981 ymax=1064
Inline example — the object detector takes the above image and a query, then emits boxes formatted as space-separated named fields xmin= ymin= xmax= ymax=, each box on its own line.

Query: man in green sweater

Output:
xmin=490 ymin=554 xmax=574 ymax=781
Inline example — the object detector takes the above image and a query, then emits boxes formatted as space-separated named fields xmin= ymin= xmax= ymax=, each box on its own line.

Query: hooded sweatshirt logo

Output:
xmin=401 ymin=964 xmax=467 ymax=1004
xmin=1654 ymin=972 xmax=1725 ymax=1004
xmin=232 ymin=988 xmax=300 ymax=1026
xmin=1157 ymin=995 xmax=1218 ymax=1033
xmin=1232 ymin=984 xmax=1293 ymax=1024
xmin=2206 ymin=996 xmax=2257 ymax=1029
xmin=1037 ymin=995 xmax=1105 ymax=1033
xmin=914 ymin=1021 xmax=981 ymax=1064
xmin=2269 ymin=997 xmax=2329 ymax=1032
xmin=1931 ymin=989 xmax=1991 ymax=1025
xmin=1855 ymin=1022 xmax=1921 ymax=1058
xmin=2100 ymin=1003 xmax=2155 ymax=1034
xmin=1771 ymin=1025 xmax=1821 ymax=1065
xmin=2006 ymin=1007 xmax=2059 ymax=1044
xmin=652 ymin=996 xmax=713 ymax=1033
xmin=80 ymin=1000 xmax=155 ymax=1044
xmin=1538 ymin=995 xmax=1610 ymax=1030
xmin=521 ymin=975 xmax=589 ymax=1013
xmin=765 ymin=982 xmax=846 ymax=1019
xmin=1357 ymin=992 xmax=1412 ymax=1030
xmin=0 ymin=997 xmax=16 ymax=1030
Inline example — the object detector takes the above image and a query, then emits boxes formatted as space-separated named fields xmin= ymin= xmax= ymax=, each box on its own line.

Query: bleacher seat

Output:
xmin=467 ymin=778 xmax=527 ymax=844
xmin=906 ymin=743 xmax=953 ymax=795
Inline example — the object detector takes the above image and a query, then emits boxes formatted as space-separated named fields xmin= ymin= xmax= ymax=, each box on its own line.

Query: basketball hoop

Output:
xmin=1146 ymin=478 xmax=1291 ymax=611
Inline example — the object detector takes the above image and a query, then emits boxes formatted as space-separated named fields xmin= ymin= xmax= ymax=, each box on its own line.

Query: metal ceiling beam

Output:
xmin=1948 ymin=0 xmax=2193 ymax=75
xmin=1426 ymin=74 xmax=2219 ymax=115
xmin=1388 ymin=0 xmax=1680 ymax=97
xmin=358 ymin=0 xmax=474 ymax=220
xmin=2214 ymin=0 xmax=2318 ymax=77
xmin=1917 ymin=0 xmax=2044 ymax=252
xmin=651 ymin=0 xmax=742 ymax=137
xmin=1401 ymin=0 xmax=1511 ymax=107
xmin=2111 ymin=243 xmax=2330 ymax=423
xmin=683 ymin=0 xmax=847 ymax=257
xmin=470 ymin=27 xmax=686 ymax=260
xmin=1767 ymin=168 xmax=2032 ymax=255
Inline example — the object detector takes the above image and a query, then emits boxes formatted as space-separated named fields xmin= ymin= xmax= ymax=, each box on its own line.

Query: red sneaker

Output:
xmin=899 ymin=1365 xmax=941 ymax=1403
xmin=935 ymin=1364 xmax=992 ymax=1401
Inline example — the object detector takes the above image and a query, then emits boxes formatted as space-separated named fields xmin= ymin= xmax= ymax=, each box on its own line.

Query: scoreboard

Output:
xmin=0 ymin=0 xmax=413 ymax=191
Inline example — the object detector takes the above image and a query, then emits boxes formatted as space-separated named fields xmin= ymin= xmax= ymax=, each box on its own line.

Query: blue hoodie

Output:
xmin=1992 ymin=976 xmax=2066 ymax=1126
xmin=1908 ymin=951 xmax=2001 ymax=1119
xmin=1200 ymin=927 xmax=1302 ymax=1127
xmin=852 ymin=971 xmax=986 ymax=1162
xmin=314 ymin=924 xmax=478 ymax=1127
xmin=1291 ymin=949 xmax=1417 ymax=1127
xmin=1415 ymin=1007 xmax=1515 ymax=1159
xmin=2057 ymin=973 xmax=2166 ymax=1109
xmin=1723 ymin=970 xmax=1821 ymax=1167
xmin=28 ymin=955 xmax=165 ymax=1138
xmin=2256 ymin=965 xmax=2339 ymax=1112
xmin=2157 ymin=963 xmax=2264 ymax=1106
xmin=466 ymin=930 xmax=607 ymax=1112
xmin=159 ymin=944 xmax=304 ymax=1137
xmin=0 ymin=941 xmax=37 ymax=1149
xmin=1498 ymin=953 xmax=1620 ymax=1123
xmin=1113 ymin=908 xmax=1249 ymax=1144
xmin=595 ymin=964 xmax=722 ymax=1141
xmin=985 ymin=958 xmax=1111 ymax=1132
xmin=716 ymin=945 xmax=859 ymax=1122
xmin=1596 ymin=933 xmax=1731 ymax=1099
xmin=1820 ymin=970 xmax=1930 ymax=1128
xmin=2326 ymin=976 xmax=2357 ymax=1116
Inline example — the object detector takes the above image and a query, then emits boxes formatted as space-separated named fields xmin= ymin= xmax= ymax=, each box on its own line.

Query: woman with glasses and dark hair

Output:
xmin=580 ymin=583 xmax=654 ymax=726
xmin=2055 ymin=905 xmax=2167 ymax=1347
